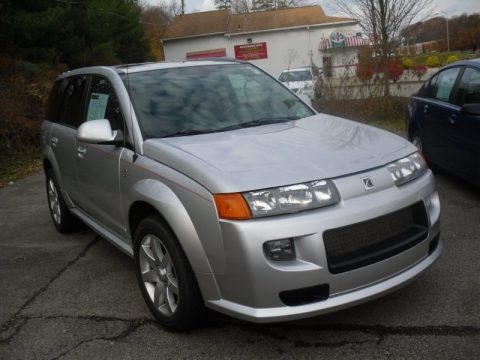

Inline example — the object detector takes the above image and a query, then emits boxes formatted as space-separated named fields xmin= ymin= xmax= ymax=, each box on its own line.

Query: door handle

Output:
xmin=77 ymin=146 xmax=87 ymax=159
xmin=51 ymin=137 xmax=58 ymax=147
xmin=448 ymin=114 xmax=457 ymax=125
xmin=423 ymin=105 xmax=429 ymax=114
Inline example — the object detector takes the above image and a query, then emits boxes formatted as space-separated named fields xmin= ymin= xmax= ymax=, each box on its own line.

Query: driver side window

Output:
xmin=86 ymin=76 xmax=124 ymax=131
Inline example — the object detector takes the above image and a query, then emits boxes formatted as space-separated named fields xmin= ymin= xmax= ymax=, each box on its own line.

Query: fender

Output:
xmin=128 ymin=179 xmax=215 ymax=275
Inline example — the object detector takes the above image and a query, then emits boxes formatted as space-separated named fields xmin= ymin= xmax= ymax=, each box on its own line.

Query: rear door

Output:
xmin=75 ymin=75 xmax=126 ymax=236
xmin=450 ymin=66 xmax=480 ymax=183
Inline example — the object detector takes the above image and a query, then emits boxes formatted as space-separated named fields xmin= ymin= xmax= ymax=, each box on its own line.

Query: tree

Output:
xmin=214 ymin=0 xmax=232 ymax=10
xmin=231 ymin=0 xmax=250 ymax=13
xmin=336 ymin=0 xmax=433 ymax=97
xmin=251 ymin=0 xmax=305 ymax=12
xmin=0 ymin=0 xmax=152 ymax=68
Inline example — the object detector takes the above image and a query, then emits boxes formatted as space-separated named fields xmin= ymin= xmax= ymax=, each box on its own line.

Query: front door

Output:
xmin=75 ymin=75 xmax=126 ymax=237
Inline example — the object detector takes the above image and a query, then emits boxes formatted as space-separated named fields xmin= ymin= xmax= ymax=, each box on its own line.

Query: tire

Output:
xmin=46 ymin=169 xmax=82 ymax=233
xmin=411 ymin=132 xmax=424 ymax=153
xmin=134 ymin=215 xmax=205 ymax=331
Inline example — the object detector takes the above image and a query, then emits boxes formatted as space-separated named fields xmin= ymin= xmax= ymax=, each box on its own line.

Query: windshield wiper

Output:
xmin=162 ymin=129 xmax=216 ymax=138
xmin=216 ymin=116 xmax=299 ymax=132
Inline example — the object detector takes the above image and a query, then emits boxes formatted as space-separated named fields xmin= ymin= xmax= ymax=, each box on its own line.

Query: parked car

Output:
xmin=278 ymin=67 xmax=317 ymax=100
xmin=407 ymin=59 xmax=480 ymax=185
xmin=42 ymin=59 xmax=441 ymax=331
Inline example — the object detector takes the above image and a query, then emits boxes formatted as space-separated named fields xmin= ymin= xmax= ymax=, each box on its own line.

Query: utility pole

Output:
xmin=181 ymin=0 xmax=185 ymax=15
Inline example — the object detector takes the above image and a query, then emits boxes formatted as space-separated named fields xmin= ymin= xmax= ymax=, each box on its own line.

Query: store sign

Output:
xmin=234 ymin=42 xmax=268 ymax=60
xmin=330 ymin=31 xmax=346 ymax=48
xmin=186 ymin=48 xmax=226 ymax=60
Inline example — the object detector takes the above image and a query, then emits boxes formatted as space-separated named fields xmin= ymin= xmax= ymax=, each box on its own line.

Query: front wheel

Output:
xmin=134 ymin=215 xmax=205 ymax=331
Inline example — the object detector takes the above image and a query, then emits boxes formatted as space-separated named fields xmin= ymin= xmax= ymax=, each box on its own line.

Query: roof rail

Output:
xmin=188 ymin=57 xmax=245 ymax=63
xmin=115 ymin=62 xmax=158 ymax=69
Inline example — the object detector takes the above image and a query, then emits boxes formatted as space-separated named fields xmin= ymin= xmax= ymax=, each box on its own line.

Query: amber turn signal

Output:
xmin=214 ymin=193 xmax=251 ymax=220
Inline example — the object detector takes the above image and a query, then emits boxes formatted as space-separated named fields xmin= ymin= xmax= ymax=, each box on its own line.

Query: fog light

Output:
xmin=425 ymin=191 xmax=440 ymax=224
xmin=263 ymin=239 xmax=295 ymax=261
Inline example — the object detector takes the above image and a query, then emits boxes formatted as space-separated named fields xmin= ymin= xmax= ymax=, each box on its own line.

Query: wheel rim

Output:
xmin=412 ymin=136 xmax=423 ymax=152
xmin=48 ymin=179 xmax=61 ymax=224
xmin=139 ymin=234 xmax=179 ymax=316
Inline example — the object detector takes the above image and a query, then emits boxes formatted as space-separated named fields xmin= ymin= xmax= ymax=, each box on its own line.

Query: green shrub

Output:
xmin=446 ymin=55 xmax=460 ymax=64
xmin=16 ymin=61 xmax=41 ymax=81
xmin=426 ymin=56 xmax=440 ymax=68
xmin=402 ymin=58 xmax=414 ymax=69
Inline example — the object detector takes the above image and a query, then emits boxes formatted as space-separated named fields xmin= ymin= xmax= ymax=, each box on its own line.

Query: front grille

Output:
xmin=323 ymin=202 xmax=428 ymax=274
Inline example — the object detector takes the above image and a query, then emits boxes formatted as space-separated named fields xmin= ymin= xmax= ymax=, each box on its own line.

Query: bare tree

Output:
xmin=336 ymin=0 xmax=433 ymax=97
xmin=232 ymin=0 xmax=250 ymax=13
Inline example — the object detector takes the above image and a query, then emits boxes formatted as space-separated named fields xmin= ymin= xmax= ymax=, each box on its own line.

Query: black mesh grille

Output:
xmin=323 ymin=202 xmax=428 ymax=274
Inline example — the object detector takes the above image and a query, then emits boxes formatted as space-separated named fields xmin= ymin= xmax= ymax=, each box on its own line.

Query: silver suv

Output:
xmin=42 ymin=60 xmax=441 ymax=330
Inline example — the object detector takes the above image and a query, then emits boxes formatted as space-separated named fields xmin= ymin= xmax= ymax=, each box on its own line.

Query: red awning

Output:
xmin=319 ymin=36 xmax=368 ymax=51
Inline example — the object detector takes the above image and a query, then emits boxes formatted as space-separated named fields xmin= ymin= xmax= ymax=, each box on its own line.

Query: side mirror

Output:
xmin=77 ymin=119 xmax=123 ymax=145
xmin=460 ymin=103 xmax=480 ymax=116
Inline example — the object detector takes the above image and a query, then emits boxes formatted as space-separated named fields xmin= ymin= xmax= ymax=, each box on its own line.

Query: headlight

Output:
xmin=243 ymin=179 xmax=340 ymax=218
xmin=387 ymin=152 xmax=427 ymax=186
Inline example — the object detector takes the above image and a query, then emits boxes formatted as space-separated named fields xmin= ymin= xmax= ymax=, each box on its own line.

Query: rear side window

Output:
xmin=429 ymin=67 xmax=461 ymax=103
xmin=455 ymin=67 xmax=480 ymax=106
xmin=58 ymin=75 xmax=88 ymax=128
xmin=86 ymin=76 xmax=124 ymax=131
xmin=46 ymin=78 xmax=69 ymax=122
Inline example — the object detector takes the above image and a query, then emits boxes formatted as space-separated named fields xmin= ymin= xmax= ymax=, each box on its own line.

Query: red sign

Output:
xmin=186 ymin=48 xmax=226 ymax=60
xmin=234 ymin=42 xmax=268 ymax=60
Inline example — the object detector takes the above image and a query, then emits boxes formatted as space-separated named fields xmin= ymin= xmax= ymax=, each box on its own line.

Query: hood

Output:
xmin=282 ymin=80 xmax=312 ymax=90
xmin=143 ymin=114 xmax=416 ymax=193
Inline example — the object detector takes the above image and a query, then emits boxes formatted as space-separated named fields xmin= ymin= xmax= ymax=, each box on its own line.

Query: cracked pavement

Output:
xmin=0 ymin=172 xmax=479 ymax=359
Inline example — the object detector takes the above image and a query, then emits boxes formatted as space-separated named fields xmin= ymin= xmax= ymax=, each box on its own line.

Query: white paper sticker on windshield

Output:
xmin=86 ymin=93 xmax=109 ymax=121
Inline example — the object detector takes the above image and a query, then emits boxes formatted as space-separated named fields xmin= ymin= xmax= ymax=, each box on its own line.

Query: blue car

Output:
xmin=407 ymin=59 xmax=480 ymax=185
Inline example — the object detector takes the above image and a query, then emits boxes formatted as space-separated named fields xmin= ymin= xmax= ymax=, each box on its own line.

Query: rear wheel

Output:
xmin=410 ymin=131 xmax=437 ymax=171
xmin=134 ymin=215 xmax=205 ymax=331
xmin=411 ymin=132 xmax=423 ymax=152
xmin=46 ymin=169 xmax=81 ymax=233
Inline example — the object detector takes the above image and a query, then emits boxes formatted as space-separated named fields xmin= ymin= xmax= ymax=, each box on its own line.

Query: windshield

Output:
xmin=279 ymin=70 xmax=312 ymax=82
xmin=123 ymin=64 xmax=314 ymax=139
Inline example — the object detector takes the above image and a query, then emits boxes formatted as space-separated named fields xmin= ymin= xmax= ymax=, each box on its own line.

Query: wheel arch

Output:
xmin=127 ymin=180 xmax=214 ymax=276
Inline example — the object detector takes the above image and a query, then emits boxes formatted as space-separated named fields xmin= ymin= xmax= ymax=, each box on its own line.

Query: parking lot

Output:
xmin=0 ymin=171 xmax=479 ymax=359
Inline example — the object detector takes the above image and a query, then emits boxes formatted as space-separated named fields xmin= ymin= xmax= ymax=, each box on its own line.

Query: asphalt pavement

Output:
xmin=0 ymin=171 xmax=479 ymax=359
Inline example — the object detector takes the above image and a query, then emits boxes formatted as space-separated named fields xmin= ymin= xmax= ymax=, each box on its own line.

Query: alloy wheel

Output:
xmin=139 ymin=234 xmax=179 ymax=316
xmin=48 ymin=178 xmax=61 ymax=224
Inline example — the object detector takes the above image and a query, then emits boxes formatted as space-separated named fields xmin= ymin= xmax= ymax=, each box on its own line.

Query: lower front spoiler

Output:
xmin=205 ymin=238 xmax=442 ymax=323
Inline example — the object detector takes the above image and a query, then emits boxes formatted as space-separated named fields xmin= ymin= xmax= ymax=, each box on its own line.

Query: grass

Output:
xmin=0 ymin=152 xmax=42 ymax=188
xmin=315 ymin=97 xmax=408 ymax=135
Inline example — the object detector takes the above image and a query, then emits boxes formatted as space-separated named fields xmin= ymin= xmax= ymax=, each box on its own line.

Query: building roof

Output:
xmin=163 ymin=9 xmax=230 ymax=40
xmin=163 ymin=6 xmax=355 ymax=41
xmin=227 ymin=6 xmax=353 ymax=35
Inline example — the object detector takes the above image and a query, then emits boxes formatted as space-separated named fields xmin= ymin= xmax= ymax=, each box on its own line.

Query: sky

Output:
xmin=144 ymin=0 xmax=480 ymax=17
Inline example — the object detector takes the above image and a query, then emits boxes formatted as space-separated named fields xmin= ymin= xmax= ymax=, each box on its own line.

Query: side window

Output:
xmin=58 ymin=75 xmax=88 ymax=128
xmin=86 ymin=76 xmax=124 ymax=131
xmin=46 ymin=78 xmax=69 ymax=122
xmin=430 ymin=67 xmax=461 ymax=103
xmin=455 ymin=67 xmax=480 ymax=106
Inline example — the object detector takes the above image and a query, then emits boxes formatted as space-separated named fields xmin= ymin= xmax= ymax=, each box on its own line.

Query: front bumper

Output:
xmin=204 ymin=169 xmax=441 ymax=323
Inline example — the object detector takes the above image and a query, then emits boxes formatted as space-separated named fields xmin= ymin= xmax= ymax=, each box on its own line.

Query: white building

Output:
xmin=162 ymin=6 xmax=369 ymax=78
